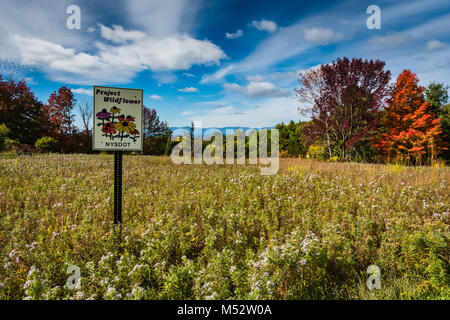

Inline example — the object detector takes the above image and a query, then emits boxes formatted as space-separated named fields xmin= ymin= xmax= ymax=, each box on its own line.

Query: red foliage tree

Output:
xmin=43 ymin=86 xmax=76 ymax=152
xmin=296 ymin=57 xmax=391 ymax=160
xmin=0 ymin=75 xmax=48 ymax=145
xmin=376 ymin=70 xmax=444 ymax=164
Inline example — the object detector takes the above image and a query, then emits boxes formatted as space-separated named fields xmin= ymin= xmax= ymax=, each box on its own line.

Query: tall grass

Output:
xmin=0 ymin=155 xmax=448 ymax=299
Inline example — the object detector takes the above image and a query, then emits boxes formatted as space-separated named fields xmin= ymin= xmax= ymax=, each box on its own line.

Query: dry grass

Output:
xmin=0 ymin=154 xmax=448 ymax=299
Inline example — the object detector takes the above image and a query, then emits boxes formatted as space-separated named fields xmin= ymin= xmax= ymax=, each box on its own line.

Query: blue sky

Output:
xmin=0 ymin=0 xmax=449 ymax=129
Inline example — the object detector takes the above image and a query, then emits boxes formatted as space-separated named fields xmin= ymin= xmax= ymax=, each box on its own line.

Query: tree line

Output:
xmin=0 ymin=75 xmax=173 ymax=155
xmin=294 ymin=57 xmax=449 ymax=164
xmin=1 ymin=56 xmax=449 ymax=165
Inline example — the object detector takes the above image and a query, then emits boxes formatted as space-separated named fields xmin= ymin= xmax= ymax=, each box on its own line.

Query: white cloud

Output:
xmin=99 ymin=24 xmax=146 ymax=43
xmin=252 ymin=19 xmax=278 ymax=33
xmin=9 ymin=28 xmax=227 ymax=84
xmin=10 ymin=34 xmax=110 ymax=76
xmin=178 ymin=87 xmax=199 ymax=92
xmin=304 ymin=28 xmax=343 ymax=45
xmin=0 ymin=0 xmax=92 ymax=59
xmin=224 ymin=80 xmax=290 ymax=99
xmin=150 ymin=94 xmax=163 ymax=100
xmin=182 ymin=72 xmax=195 ymax=77
xmin=97 ymin=34 xmax=227 ymax=72
xmin=72 ymin=88 xmax=93 ymax=96
xmin=426 ymin=40 xmax=447 ymax=52
xmin=226 ymin=29 xmax=243 ymax=39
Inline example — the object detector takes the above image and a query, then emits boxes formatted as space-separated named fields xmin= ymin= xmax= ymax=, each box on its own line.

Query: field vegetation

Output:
xmin=0 ymin=155 xmax=448 ymax=299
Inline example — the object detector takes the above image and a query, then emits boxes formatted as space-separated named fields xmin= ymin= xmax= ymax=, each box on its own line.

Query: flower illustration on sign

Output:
xmin=96 ymin=108 xmax=140 ymax=142
xmin=96 ymin=108 xmax=111 ymax=125
xmin=110 ymin=106 xmax=121 ymax=122
xmin=116 ymin=119 xmax=136 ymax=133
xmin=101 ymin=122 xmax=116 ymax=138
xmin=110 ymin=106 xmax=121 ymax=113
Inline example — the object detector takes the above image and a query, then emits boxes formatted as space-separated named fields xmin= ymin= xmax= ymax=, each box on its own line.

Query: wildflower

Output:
xmin=131 ymin=285 xmax=145 ymax=299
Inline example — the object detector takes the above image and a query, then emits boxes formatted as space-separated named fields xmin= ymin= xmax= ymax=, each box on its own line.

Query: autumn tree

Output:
xmin=0 ymin=75 xmax=48 ymax=145
xmin=296 ymin=57 xmax=391 ymax=160
xmin=44 ymin=86 xmax=76 ymax=152
xmin=377 ymin=70 xmax=444 ymax=164
xmin=142 ymin=106 xmax=171 ymax=155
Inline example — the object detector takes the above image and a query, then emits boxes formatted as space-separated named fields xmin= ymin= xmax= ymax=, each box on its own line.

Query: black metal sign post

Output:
xmin=113 ymin=151 xmax=123 ymax=227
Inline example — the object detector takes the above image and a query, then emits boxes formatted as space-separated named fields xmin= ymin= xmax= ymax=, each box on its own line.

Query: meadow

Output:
xmin=0 ymin=154 xmax=448 ymax=300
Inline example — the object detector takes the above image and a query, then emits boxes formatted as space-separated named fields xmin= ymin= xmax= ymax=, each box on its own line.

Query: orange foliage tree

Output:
xmin=377 ymin=70 xmax=444 ymax=164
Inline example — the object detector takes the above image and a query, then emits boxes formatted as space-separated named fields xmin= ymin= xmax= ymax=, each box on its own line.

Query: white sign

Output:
xmin=93 ymin=86 xmax=143 ymax=151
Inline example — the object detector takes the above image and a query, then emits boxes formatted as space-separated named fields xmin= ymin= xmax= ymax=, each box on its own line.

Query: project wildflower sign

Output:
xmin=93 ymin=86 xmax=143 ymax=151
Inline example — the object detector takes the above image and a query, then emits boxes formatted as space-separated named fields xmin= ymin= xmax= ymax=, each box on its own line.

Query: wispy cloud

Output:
xmin=99 ymin=24 xmax=146 ymax=43
xmin=178 ymin=87 xmax=199 ymax=92
xmin=149 ymin=94 xmax=163 ymax=100
xmin=71 ymin=88 xmax=93 ymax=96
xmin=304 ymin=28 xmax=343 ymax=45
xmin=252 ymin=19 xmax=278 ymax=33
xmin=226 ymin=29 xmax=243 ymax=39
xmin=224 ymin=80 xmax=290 ymax=99
xmin=426 ymin=40 xmax=447 ymax=52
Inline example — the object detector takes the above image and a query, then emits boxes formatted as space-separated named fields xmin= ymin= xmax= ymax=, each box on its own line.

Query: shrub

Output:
xmin=35 ymin=136 xmax=58 ymax=153
xmin=0 ymin=123 xmax=10 ymax=151
xmin=4 ymin=138 xmax=20 ymax=151
xmin=306 ymin=144 xmax=327 ymax=160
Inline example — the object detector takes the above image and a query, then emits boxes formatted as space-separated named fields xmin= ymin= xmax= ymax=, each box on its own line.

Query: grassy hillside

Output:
xmin=0 ymin=155 xmax=448 ymax=299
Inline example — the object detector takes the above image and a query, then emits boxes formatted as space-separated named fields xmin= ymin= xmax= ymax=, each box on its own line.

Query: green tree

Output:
xmin=425 ymin=82 xmax=449 ymax=160
xmin=143 ymin=107 xmax=172 ymax=155
xmin=440 ymin=104 xmax=450 ymax=161
xmin=425 ymin=82 xmax=449 ymax=114
xmin=275 ymin=120 xmax=306 ymax=157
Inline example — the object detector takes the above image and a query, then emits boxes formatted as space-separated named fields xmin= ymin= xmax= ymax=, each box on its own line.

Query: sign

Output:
xmin=93 ymin=86 xmax=143 ymax=151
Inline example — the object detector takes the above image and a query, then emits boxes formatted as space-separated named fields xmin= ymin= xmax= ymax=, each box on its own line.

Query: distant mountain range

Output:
xmin=170 ymin=126 xmax=275 ymax=136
